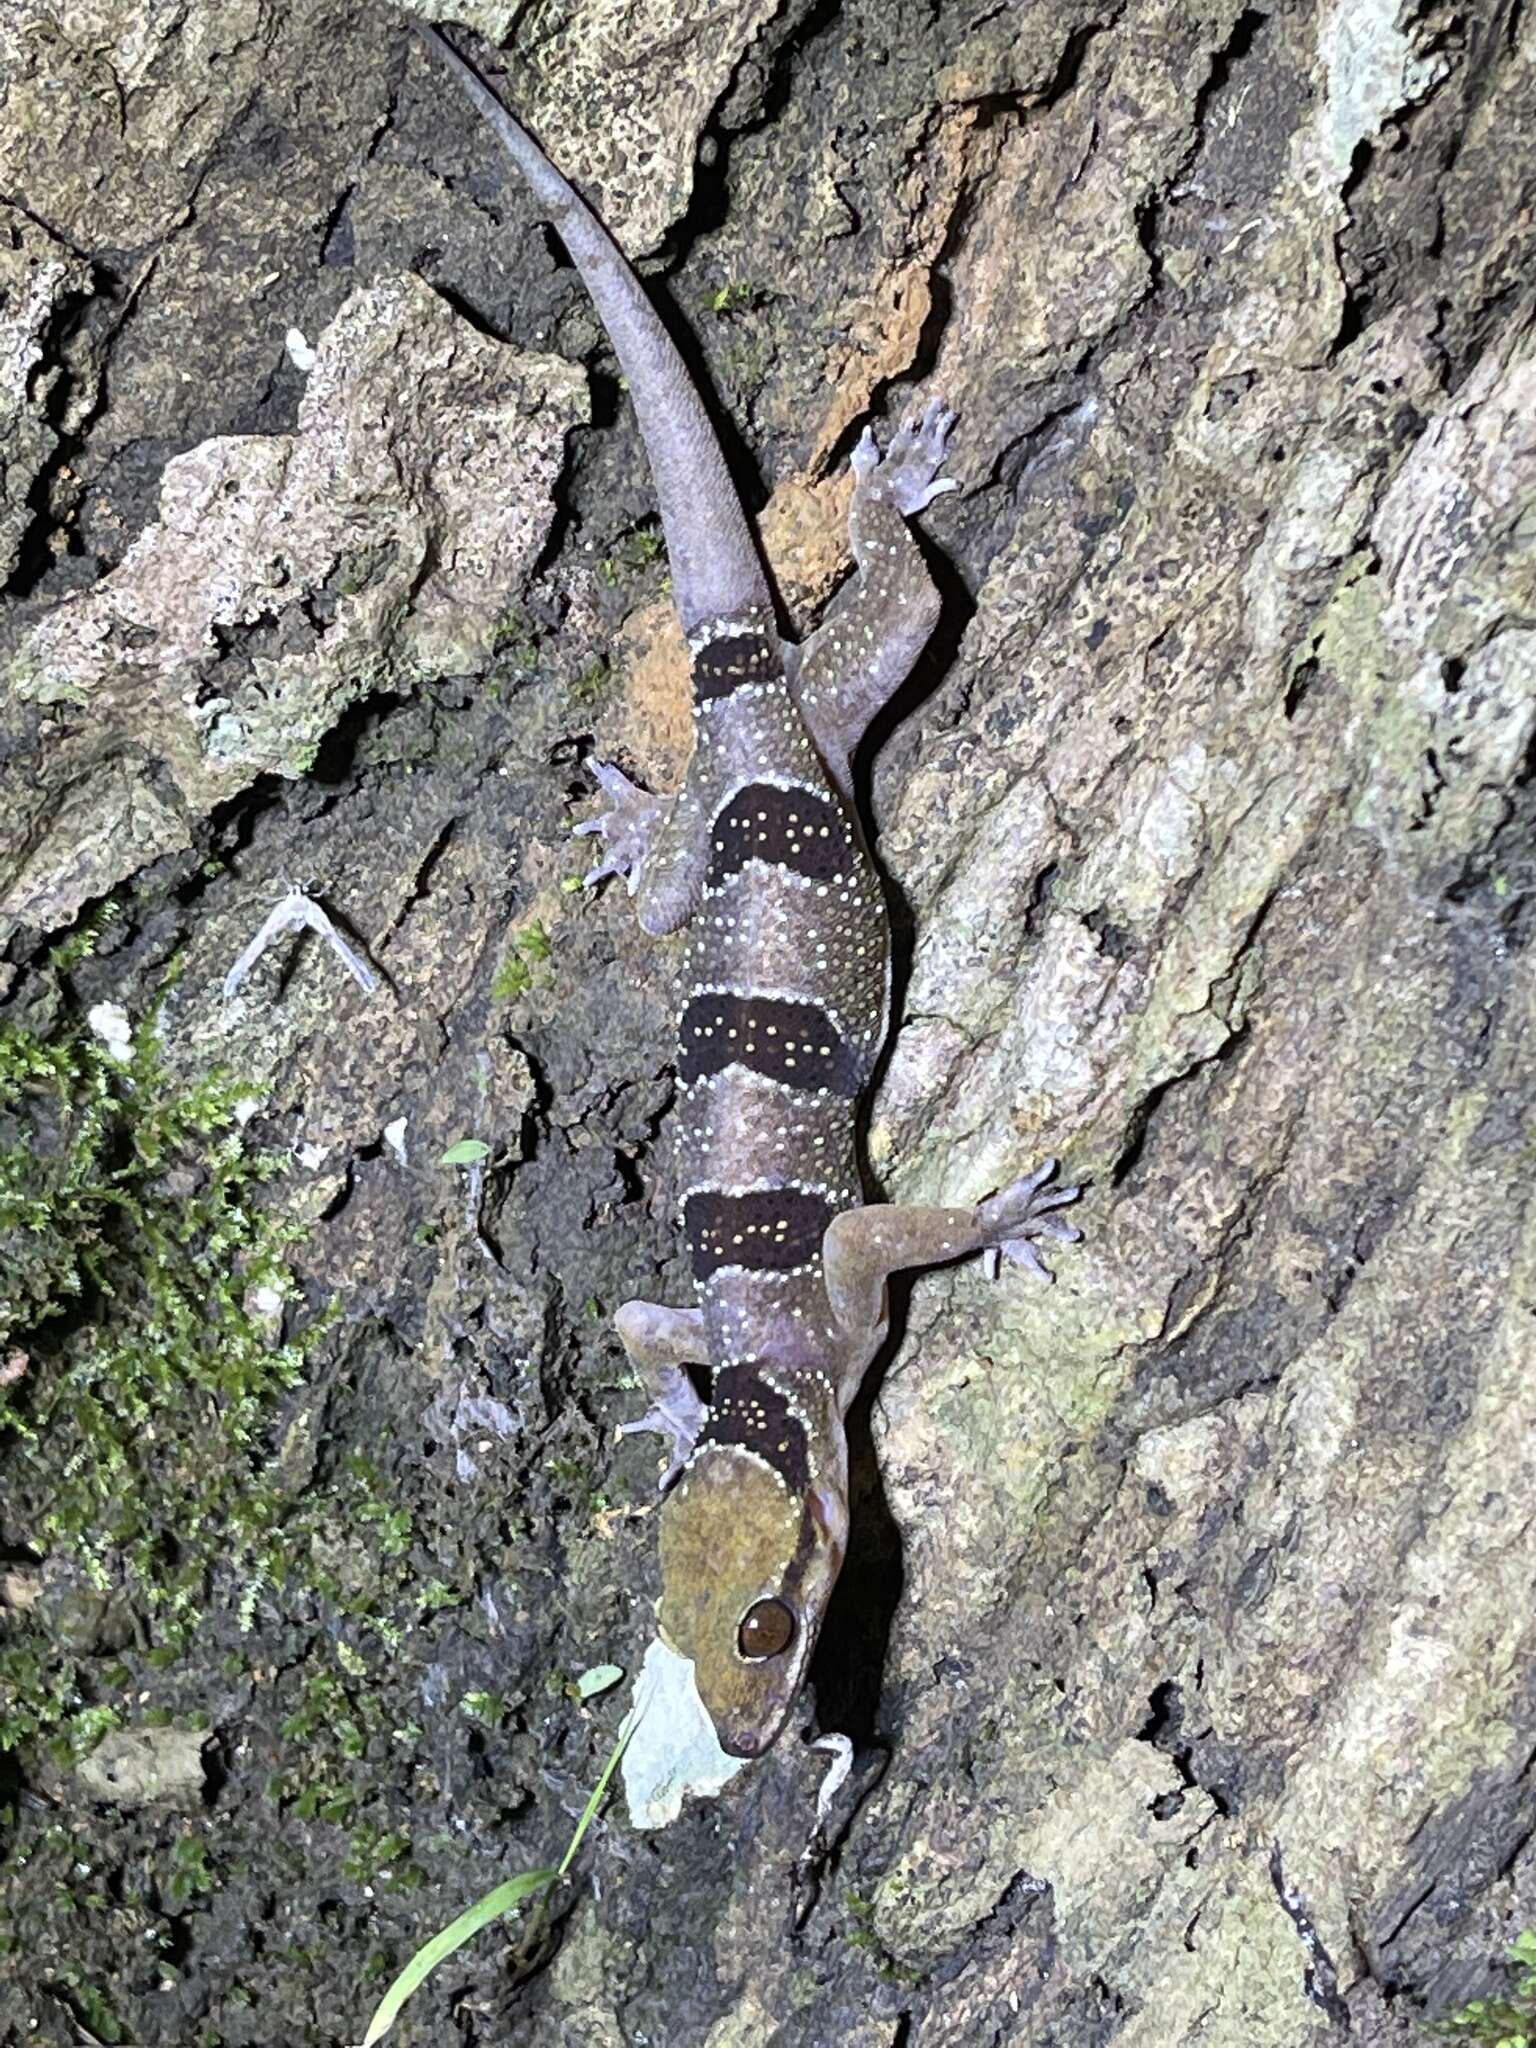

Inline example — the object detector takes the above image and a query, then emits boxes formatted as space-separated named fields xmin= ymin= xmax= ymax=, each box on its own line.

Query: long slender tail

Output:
xmin=416 ymin=26 xmax=774 ymax=636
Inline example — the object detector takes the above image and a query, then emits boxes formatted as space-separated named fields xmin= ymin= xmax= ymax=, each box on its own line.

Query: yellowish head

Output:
xmin=658 ymin=1442 xmax=848 ymax=1758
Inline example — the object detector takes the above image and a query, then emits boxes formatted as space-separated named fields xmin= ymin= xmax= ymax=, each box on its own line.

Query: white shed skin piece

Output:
xmin=420 ymin=26 xmax=1082 ymax=1762
xmin=221 ymin=886 xmax=379 ymax=1003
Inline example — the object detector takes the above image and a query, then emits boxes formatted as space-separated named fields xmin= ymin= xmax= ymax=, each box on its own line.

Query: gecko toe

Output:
xmin=1000 ymin=1238 xmax=1056 ymax=1281
xmin=851 ymin=425 xmax=880 ymax=480
xmin=577 ymin=759 xmax=664 ymax=894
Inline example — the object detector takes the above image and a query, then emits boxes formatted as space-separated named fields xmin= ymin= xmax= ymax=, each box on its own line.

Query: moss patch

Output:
xmin=1438 ymin=1933 xmax=1536 ymax=2045
xmin=0 ymin=1009 xmax=325 ymax=1755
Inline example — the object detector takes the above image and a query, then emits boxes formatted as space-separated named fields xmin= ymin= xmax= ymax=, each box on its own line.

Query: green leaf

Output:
xmin=574 ymin=1663 xmax=622 ymax=1700
xmin=438 ymin=1140 xmax=490 ymax=1166
xmin=356 ymin=1866 xmax=558 ymax=2047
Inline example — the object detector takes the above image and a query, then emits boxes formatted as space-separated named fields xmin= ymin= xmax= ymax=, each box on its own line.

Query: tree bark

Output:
xmin=1 ymin=1 xmax=1533 ymax=2043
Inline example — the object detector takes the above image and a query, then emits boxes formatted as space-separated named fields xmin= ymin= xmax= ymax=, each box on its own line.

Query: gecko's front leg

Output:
xmin=613 ymin=1299 xmax=709 ymax=1491
xmin=822 ymin=1159 xmax=1082 ymax=1347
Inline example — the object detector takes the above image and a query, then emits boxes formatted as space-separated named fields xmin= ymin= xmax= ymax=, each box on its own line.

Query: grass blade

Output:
xmin=557 ymin=1703 xmax=637 ymax=1879
xmin=357 ymin=1866 xmax=557 ymax=2047
xmin=355 ymin=1692 xmax=647 ymax=2045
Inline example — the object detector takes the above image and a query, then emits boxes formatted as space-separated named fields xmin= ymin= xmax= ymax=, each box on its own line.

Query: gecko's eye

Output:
xmin=738 ymin=1598 xmax=795 ymax=1660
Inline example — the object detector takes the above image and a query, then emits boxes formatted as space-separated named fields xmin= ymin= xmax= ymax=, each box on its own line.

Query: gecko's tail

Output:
xmin=415 ymin=25 xmax=776 ymax=638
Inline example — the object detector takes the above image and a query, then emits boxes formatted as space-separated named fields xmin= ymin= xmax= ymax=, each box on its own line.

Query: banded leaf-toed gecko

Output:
xmin=420 ymin=25 xmax=1081 ymax=1760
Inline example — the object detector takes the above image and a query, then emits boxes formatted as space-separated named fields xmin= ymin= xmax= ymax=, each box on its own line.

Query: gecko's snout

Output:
xmin=716 ymin=1712 xmax=791 ymax=1761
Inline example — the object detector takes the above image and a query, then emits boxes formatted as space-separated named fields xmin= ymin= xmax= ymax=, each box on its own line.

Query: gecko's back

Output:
xmin=673 ymin=614 xmax=889 ymax=1377
xmin=422 ymin=24 xmax=1079 ymax=1761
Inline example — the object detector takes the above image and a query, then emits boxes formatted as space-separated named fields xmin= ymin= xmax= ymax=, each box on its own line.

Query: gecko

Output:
xmin=420 ymin=25 xmax=1081 ymax=1760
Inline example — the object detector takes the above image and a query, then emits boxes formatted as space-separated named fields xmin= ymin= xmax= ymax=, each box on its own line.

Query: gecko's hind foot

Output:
xmin=853 ymin=396 xmax=959 ymax=516
xmin=975 ymin=1157 xmax=1083 ymax=1283
xmin=574 ymin=758 xmax=664 ymax=894
xmin=617 ymin=1364 xmax=708 ymax=1493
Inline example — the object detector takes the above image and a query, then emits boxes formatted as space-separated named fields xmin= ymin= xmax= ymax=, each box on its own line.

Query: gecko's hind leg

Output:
xmin=576 ymin=760 xmax=710 ymax=936
xmin=792 ymin=397 xmax=957 ymax=774
xmin=613 ymin=1299 xmax=710 ymax=1491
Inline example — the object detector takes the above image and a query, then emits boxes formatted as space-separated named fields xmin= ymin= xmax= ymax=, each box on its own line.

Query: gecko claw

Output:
xmin=976 ymin=1158 xmax=1084 ymax=1284
xmin=618 ymin=1364 xmax=708 ymax=1493
xmin=858 ymin=395 xmax=959 ymax=516
xmin=576 ymin=758 xmax=665 ymax=896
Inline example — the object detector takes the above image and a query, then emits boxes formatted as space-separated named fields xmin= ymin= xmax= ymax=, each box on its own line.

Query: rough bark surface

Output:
xmin=1 ymin=0 xmax=1533 ymax=2044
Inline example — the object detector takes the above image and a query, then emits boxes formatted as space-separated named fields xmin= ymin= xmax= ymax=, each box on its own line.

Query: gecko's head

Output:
xmin=657 ymin=1385 xmax=848 ymax=1759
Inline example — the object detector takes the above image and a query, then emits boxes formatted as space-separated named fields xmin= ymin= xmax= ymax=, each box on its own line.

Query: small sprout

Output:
xmin=458 ymin=1691 xmax=503 ymax=1726
xmin=439 ymin=1139 xmax=490 ymax=1167
xmin=357 ymin=1699 xmax=640 ymax=2046
xmin=561 ymin=874 xmax=584 ymax=893
xmin=492 ymin=919 xmax=555 ymax=1001
xmin=706 ymin=279 xmax=764 ymax=317
xmin=572 ymin=1663 xmax=622 ymax=1701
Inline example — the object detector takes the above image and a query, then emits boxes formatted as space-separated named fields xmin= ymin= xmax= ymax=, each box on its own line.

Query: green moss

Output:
xmin=489 ymin=606 xmax=539 ymax=667
xmin=166 ymin=1835 xmax=216 ymax=1904
xmin=841 ymin=1887 xmax=923 ymax=1985
xmin=46 ymin=899 xmax=122 ymax=973
xmin=343 ymin=1821 xmax=418 ymax=1889
xmin=569 ymin=657 xmax=610 ymax=708
xmin=0 ymin=1015 xmax=329 ymax=1753
xmin=1437 ymin=1933 xmax=1536 ymax=2045
xmin=45 ymin=1969 xmax=126 ymax=2043
xmin=492 ymin=919 xmax=554 ymax=1001
xmin=596 ymin=523 xmax=664 ymax=586
xmin=458 ymin=1690 xmax=504 ymax=1727
xmin=333 ymin=541 xmax=396 ymax=601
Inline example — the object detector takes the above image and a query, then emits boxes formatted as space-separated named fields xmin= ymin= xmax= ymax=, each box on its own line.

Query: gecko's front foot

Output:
xmin=853 ymin=396 xmax=959 ymax=516
xmin=617 ymin=1363 xmax=708 ymax=1492
xmin=574 ymin=759 xmax=665 ymax=894
xmin=975 ymin=1157 xmax=1083 ymax=1282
